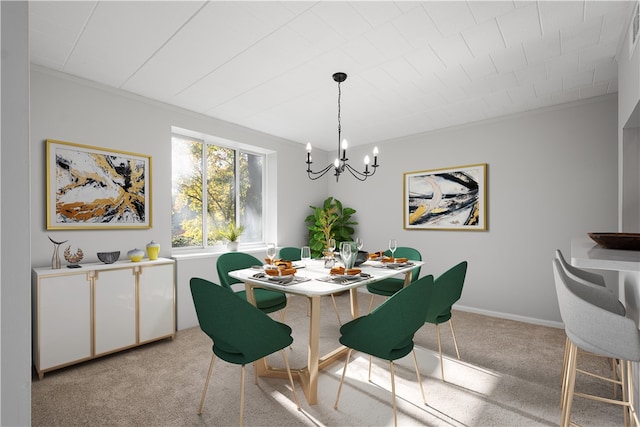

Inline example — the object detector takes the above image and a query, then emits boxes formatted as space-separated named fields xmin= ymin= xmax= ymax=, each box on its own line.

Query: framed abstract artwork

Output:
xmin=46 ymin=139 xmax=152 ymax=229
xmin=404 ymin=163 xmax=487 ymax=231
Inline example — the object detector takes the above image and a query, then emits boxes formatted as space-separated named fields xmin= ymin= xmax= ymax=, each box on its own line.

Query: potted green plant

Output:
xmin=219 ymin=222 xmax=245 ymax=251
xmin=305 ymin=197 xmax=357 ymax=258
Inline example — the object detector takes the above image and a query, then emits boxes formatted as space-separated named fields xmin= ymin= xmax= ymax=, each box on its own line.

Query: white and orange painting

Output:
xmin=47 ymin=140 xmax=150 ymax=229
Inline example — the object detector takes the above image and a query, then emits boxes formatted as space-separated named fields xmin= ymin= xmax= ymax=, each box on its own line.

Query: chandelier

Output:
xmin=305 ymin=72 xmax=379 ymax=182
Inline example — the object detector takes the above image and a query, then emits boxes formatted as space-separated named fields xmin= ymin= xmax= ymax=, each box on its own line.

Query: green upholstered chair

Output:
xmin=277 ymin=246 xmax=302 ymax=262
xmin=216 ymin=252 xmax=287 ymax=317
xmin=425 ymin=260 xmax=467 ymax=381
xmin=334 ymin=275 xmax=435 ymax=427
xmin=366 ymin=247 xmax=422 ymax=312
xmin=190 ymin=277 xmax=299 ymax=425
xmin=277 ymin=246 xmax=343 ymax=325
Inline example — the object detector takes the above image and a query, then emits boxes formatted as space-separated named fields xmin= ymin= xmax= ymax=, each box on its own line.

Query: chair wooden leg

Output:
xmin=436 ymin=324 xmax=445 ymax=382
xmin=368 ymin=355 xmax=373 ymax=382
xmin=330 ymin=294 xmax=342 ymax=325
xmin=334 ymin=349 xmax=353 ymax=409
xmin=280 ymin=349 xmax=300 ymax=410
xmin=627 ymin=359 xmax=640 ymax=427
xmin=240 ymin=365 xmax=246 ymax=427
xmin=390 ymin=361 xmax=398 ymax=427
xmin=612 ymin=358 xmax=619 ymax=400
xmin=368 ymin=294 xmax=375 ymax=313
xmin=560 ymin=336 xmax=570 ymax=409
xmin=412 ymin=349 xmax=427 ymax=405
xmin=198 ymin=354 xmax=216 ymax=415
xmin=449 ymin=319 xmax=461 ymax=360
xmin=561 ymin=341 xmax=578 ymax=427
xmin=622 ymin=360 xmax=630 ymax=427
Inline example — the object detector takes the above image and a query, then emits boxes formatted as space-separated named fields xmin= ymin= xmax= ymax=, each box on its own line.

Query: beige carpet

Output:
xmin=32 ymin=292 xmax=622 ymax=426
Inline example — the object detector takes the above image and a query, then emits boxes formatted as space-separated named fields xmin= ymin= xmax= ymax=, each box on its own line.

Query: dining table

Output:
xmin=228 ymin=256 xmax=424 ymax=405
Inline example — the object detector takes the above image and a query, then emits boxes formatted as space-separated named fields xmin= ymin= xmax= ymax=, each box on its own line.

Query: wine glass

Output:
xmin=389 ymin=238 xmax=397 ymax=261
xmin=327 ymin=238 xmax=336 ymax=254
xmin=266 ymin=243 xmax=276 ymax=267
xmin=340 ymin=242 xmax=353 ymax=270
xmin=355 ymin=237 xmax=364 ymax=251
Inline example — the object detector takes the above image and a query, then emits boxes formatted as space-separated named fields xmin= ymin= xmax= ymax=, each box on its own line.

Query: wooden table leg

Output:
xmin=243 ymin=282 xmax=350 ymax=405
xmin=306 ymin=295 xmax=321 ymax=404
xmin=349 ymin=287 xmax=359 ymax=318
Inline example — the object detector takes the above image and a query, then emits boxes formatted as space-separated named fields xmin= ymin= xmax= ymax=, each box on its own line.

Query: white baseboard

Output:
xmin=359 ymin=287 xmax=564 ymax=329
xmin=453 ymin=304 xmax=564 ymax=329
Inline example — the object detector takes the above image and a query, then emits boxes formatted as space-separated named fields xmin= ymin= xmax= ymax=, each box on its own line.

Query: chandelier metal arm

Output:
xmin=343 ymin=162 xmax=378 ymax=181
xmin=306 ymin=162 xmax=334 ymax=180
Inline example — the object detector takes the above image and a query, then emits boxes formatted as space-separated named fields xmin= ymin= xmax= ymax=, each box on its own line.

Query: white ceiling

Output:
xmin=29 ymin=1 xmax=636 ymax=151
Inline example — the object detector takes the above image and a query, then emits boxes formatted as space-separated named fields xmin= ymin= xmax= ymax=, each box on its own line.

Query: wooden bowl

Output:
xmin=588 ymin=233 xmax=640 ymax=251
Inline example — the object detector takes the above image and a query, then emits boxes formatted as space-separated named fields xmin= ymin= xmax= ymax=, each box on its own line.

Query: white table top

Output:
xmin=228 ymin=258 xmax=424 ymax=297
xmin=571 ymin=237 xmax=640 ymax=272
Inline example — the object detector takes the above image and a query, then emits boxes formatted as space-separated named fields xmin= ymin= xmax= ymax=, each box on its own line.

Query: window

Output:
xmin=171 ymin=132 xmax=265 ymax=250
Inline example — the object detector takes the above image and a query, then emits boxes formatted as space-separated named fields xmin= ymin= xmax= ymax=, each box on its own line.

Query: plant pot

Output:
xmin=227 ymin=241 xmax=239 ymax=252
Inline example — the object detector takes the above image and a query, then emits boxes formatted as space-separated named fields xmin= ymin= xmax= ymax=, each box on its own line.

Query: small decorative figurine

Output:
xmin=48 ymin=236 xmax=68 ymax=269
xmin=64 ymin=245 xmax=84 ymax=268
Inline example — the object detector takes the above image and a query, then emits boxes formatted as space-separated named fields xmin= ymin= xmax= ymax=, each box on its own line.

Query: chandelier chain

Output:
xmin=337 ymin=81 xmax=342 ymax=149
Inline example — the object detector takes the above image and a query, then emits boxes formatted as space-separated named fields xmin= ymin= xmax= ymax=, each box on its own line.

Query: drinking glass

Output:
xmin=266 ymin=243 xmax=276 ymax=267
xmin=389 ymin=238 xmax=397 ymax=261
xmin=301 ymin=246 xmax=311 ymax=265
xmin=355 ymin=237 xmax=364 ymax=251
xmin=340 ymin=242 xmax=353 ymax=270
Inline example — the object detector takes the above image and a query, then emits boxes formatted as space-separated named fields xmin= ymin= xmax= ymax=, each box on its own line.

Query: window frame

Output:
xmin=171 ymin=127 xmax=271 ymax=253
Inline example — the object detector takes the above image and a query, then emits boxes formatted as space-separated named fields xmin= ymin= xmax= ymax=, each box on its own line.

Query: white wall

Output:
xmin=30 ymin=67 xmax=326 ymax=268
xmin=1 ymin=2 xmax=32 ymax=425
xmin=31 ymin=67 xmax=619 ymax=329
xmin=329 ymin=96 xmax=619 ymax=325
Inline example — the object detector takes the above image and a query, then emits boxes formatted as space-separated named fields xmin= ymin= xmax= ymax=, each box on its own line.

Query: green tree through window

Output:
xmin=172 ymin=134 xmax=263 ymax=248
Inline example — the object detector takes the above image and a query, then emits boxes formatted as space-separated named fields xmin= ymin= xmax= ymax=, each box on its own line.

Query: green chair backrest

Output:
xmin=190 ymin=277 xmax=293 ymax=364
xmin=384 ymin=246 xmax=422 ymax=282
xmin=278 ymin=247 xmax=301 ymax=261
xmin=339 ymin=274 xmax=435 ymax=361
xmin=425 ymin=261 xmax=468 ymax=324
xmin=216 ymin=252 xmax=262 ymax=289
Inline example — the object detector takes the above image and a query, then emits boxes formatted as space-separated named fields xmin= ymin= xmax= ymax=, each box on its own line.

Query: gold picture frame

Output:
xmin=403 ymin=163 xmax=487 ymax=231
xmin=46 ymin=139 xmax=152 ymax=230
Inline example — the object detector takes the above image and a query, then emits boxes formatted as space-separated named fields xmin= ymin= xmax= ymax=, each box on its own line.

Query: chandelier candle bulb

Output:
xmin=373 ymin=147 xmax=379 ymax=166
xmin=364 ymin=155 xmax=370 ymax=174
xmin=342 ymin=139 xmax=348 ymax=160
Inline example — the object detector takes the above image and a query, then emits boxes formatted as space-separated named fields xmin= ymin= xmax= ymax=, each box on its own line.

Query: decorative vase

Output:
xmin=146 ymin=240 xmax=160 ymax=260
xmin=127 ymin=248 xmax=145 ymax=262
xmin=48 ymin=236 xmax=68 ymax=270
xmin=227 ymin=241 xmax=239 ymax=252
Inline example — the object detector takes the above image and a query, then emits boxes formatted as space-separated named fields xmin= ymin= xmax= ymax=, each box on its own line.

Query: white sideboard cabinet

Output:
xmin=32 ymin=258 xmax=175 ymax=379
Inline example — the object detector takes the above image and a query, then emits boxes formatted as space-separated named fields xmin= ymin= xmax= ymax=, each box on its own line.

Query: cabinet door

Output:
xmin=37 ymin=274 xmax=91 ymax=371
xmin=94 ymin=268 xmax=136 ymax=355
xmin=139 ymin=263 xmax=175 ymax=342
